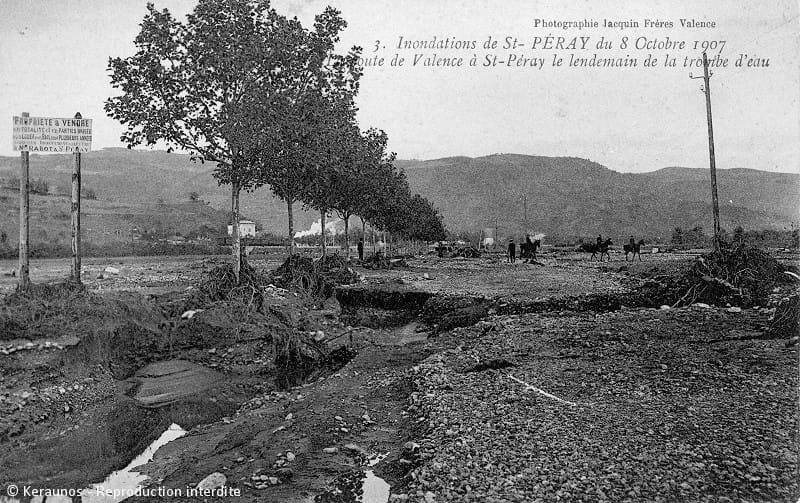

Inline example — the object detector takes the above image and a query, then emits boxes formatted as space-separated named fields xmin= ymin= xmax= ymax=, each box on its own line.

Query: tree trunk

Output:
xmin=320 ymin=210 xmax=327 ymax=257
xmin=287 ymin=198 xmax=295 ymax=256
xmin=343 ymin=214 xmax=350 ymax=261
xmin=231 ymin=182 xmax=241 ymax=283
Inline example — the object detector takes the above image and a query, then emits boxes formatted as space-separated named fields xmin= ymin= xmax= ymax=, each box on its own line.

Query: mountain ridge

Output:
xmin=0 ymin=149 xmax=796 ymax=242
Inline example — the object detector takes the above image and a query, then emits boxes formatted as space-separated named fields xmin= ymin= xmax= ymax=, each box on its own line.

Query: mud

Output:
xmin=336 ymin=284 xmax=434 ymax=328
xmin=1 ymin=250 xmax=797 ymax=502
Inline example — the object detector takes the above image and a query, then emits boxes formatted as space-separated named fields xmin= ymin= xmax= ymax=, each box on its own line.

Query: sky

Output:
xmin=0 ymin=0 xmax=798 ymax=173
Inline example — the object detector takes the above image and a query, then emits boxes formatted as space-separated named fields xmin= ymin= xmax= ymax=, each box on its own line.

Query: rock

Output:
xmin=659 ymin=305 xmax=671 ymax=310
xmin=424 ymin=491 xmax=436 ymax=503
xmin=727 ymin=306 xmax=742 ymax=313
xmin=314 ymin=330 xmax=326 ymax=342
xmin=692 ymin=303 xmax=711 ymax=309
xmin=403 ymin=441 xmax=420 ymax=453
xmin=285 ymin=451 xmax=296 ymax=462
xmin=267 ymin=476 xmax=280 ymax=485
xmin=334 ymin=415 xmax=343 ymax=421
xmin=182 ymin=309 xmax=203 ymax=319
xmin=285 ymin=413 xmax=293 ymax=421
xmin=344 ymin=443 xmax=367 ymax=455
xmin=104 ymin=266 xmax=120 ymax=275
xmin=196 ymin=472 xmax=227 ymax=490
xmin=323 ymin=447 xmax=338 ymax=454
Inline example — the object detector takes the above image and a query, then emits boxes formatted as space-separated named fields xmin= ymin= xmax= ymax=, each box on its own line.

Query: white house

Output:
xmin=227 ymin=220 xmax=257 ymax=237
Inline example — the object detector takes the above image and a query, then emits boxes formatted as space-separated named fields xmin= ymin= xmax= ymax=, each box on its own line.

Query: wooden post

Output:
xmin=320 ymin=210 xmax=327 ymax=257
xmin=18 ymin=112 xmax=30 ymax=289
xmin=702 ymin=52 xmax=721 ymax=252
xmin=69 ymin=112 xmax=83 ymax=284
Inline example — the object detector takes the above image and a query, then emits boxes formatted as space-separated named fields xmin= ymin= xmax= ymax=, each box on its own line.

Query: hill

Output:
xmin=398 ymin=155 xmax=799 ymax=241
xmin=0 ymin=150 xmax=797 ymax=247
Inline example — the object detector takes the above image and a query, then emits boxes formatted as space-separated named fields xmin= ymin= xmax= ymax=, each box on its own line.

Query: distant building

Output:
xmin=227 ymin=220 xmax=257 ymax=237
xmin=482 ymin=227 xmax=496 ymax=248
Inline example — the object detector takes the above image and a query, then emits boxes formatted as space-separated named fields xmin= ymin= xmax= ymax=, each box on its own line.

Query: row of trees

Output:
xmin=1 ymin=176 xmax=97 ymax=199
xmin=106 ymin=0 xmax=444 ymax=280
xmin=672 ymin=225 xmax=799 ymax=248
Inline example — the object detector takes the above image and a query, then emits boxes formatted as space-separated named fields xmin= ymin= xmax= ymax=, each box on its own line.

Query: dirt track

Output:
xmin=0 ymin=250 xmax=797 ymax=502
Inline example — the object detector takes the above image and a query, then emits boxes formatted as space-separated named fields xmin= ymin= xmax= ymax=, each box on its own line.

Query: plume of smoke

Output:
xmin=294 ymin=218 xmax=341 ymax=238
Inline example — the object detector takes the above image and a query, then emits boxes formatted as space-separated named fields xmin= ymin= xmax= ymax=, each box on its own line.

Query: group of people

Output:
xmin=507 ymin=234 xmax=642 ymax=263
xmin=506 ymin=234 xmax=539 ymax=263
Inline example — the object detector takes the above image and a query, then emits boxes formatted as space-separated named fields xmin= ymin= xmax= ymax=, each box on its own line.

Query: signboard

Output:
xmin=12 ymin=116 xmax=92 ymax=153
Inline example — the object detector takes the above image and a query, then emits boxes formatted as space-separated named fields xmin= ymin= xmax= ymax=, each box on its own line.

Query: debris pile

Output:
xmin=671 ymin=243 xmax=793 ymax=307
xmin=361 ymin=252 xmax=409 ymax=269
xmin=448 ymin=246 xmax=481 ymax=259
xmin=0 ymin=282 xmax=124 ymax=340
xmin=767 ymin=294 xmax=799 ymax=343
xmin=271 ymin=255 xmax=360 ymax=298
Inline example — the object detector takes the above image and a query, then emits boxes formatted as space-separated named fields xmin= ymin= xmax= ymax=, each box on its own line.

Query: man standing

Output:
xmin=357 ymin=238 xmax=364 ymax=262
xmin=508 ymin=239 xmax=516 ymax=264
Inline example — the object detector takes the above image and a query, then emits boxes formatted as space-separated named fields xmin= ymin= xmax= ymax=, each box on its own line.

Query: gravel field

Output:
xmin=399 ymin=305 xmax=798 ymax=502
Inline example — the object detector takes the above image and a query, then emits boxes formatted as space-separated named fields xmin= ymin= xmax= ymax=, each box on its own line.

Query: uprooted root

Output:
xmin=273 ymin=329 xmax=326 ymax=389
xmin=767 ymin=294 xmax=799 ymax=340
xmin=1 ymin=282 xmax=114 ymax=340
xmin=272 ymin=330 xmax=358 ymax=390
xmin=671 ymin=242 xmax=793 ymax=307
xmin=271 ymin=255 xmax=360 ymax=298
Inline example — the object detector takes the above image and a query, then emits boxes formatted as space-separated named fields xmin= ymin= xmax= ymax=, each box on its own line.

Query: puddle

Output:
xmin=315 ymin=452 xmax=391 ymax=503
xmin=362 ymin=453 xmax=390 ymax=503
xmin=0 ymin=423 xmax=186 ymax=503
xmin=82 ymin=423 xmax=187 ymax=502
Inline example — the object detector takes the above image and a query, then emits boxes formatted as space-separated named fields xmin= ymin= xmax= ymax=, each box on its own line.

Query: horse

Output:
xmin=623 ymin=239 xmax=645 ymax=261
xmin=520 ymin=239 xmax=541 ymax=262
xmin=580 ymin=238 xmax=613 ymax=261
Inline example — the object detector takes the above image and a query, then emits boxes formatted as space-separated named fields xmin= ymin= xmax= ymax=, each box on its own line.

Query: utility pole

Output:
xmin=18 ymin=112 xmax=30 ymax=289
xmin=523 ymin=193 xmax=528 ymax=235
xmin=494 ymin=217 xmax=498 ymax=252
xmin=691 ymin=52 xmax=721 ymax=252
